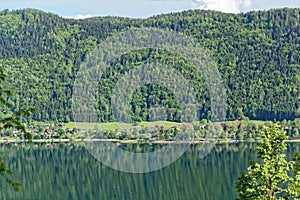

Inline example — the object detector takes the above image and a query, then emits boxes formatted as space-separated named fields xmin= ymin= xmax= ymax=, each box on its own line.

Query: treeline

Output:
xmin=0 ymin=8 xmax=299 ymax=122
xmin=93 ymin=119 xmax=300 ymax=141
xmin=2 ymin=118 xmax=300 ymax=141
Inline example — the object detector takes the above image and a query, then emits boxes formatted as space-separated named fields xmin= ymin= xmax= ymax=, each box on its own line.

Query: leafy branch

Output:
xmin=0 ymin=65 xmax=34 ymax=191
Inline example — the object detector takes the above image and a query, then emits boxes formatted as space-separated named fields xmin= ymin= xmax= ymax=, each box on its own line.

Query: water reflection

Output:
xmin=0 ymin=142 xmax=299 ymax=200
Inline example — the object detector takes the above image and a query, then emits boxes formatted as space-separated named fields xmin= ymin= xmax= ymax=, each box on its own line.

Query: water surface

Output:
xmin=1 ymin=142 xmax=299 ymax=200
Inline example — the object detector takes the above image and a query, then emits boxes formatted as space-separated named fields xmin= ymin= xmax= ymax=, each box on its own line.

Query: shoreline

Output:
xmin=1 ymin=138 xmax=300 ymax=144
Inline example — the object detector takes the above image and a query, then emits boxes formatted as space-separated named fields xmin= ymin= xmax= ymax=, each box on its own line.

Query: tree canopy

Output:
xmin=236 ymin=124 xmax=300 ymax=199
xmin=0 ymin=64 xmax=33 ymax=191
xmin=0 ymin=8 xmax=299 ymax=122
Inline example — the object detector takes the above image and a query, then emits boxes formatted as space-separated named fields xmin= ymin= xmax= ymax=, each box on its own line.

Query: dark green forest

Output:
xmin=0 ymin=8 xmax=299 ymax=123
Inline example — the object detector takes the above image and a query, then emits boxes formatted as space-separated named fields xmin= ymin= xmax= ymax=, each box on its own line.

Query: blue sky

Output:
xmin=0 ymin=0 xmax=299 ymax=19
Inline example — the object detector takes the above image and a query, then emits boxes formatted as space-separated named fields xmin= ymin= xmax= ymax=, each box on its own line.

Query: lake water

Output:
xmin=1 ymin=142 xmax=299 ymax=200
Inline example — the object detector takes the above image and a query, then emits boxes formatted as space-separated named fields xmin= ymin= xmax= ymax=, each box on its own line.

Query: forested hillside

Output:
xmin=0 ymin=8 xmax=299 ymax=122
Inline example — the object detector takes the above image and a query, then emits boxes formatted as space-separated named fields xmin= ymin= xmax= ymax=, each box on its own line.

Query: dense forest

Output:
xmin=0 ymin=8 xmax=299 ymax=123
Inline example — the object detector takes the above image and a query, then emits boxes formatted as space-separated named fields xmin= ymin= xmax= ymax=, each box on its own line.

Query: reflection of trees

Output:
xmin=1 ymin=143 xmax=299 ymax=199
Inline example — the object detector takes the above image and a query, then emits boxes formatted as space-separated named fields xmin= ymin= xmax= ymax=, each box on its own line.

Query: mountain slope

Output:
xmin=0 ymin=8 xmax=299 ymax=122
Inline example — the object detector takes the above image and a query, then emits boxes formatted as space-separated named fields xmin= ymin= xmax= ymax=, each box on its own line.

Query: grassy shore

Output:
xmin=63 ymin=121 xmax=182 ymax=130
xmin=4 ymin=120 xmax=297 ymax=144
xmin=37 ymin=120 xmax=268 ymax=131
xmin=1 ymin=138 xmax=300 ymax=144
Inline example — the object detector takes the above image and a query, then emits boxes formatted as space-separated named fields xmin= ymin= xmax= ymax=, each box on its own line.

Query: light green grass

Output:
xmin=225 ymin=120 xmax=267 ymax=125
xmin=63 ymin=122 xmax=99 ymax=130
xmin=99 ymin=122 xmax=134 ymax=130
xmin=62 ymin=122 xmax=137 ymax=131
xmin=63 ymin=121 xmax=182 ymax=131
xmin=34 ymin=120 xmax=267 ymax=131
xmin=138 ymin=121 xmax=181 ymax=128
xmin=64 ymin=122 xmax=133 ymax=131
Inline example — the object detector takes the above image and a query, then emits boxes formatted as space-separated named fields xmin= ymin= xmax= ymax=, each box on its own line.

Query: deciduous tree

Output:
xmin=236 ymin=124 xmax=300 ymax=199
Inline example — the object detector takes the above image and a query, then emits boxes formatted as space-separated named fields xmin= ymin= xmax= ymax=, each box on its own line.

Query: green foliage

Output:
xmin=0 ymin=8 xmax=299 ymax=122
xmin=0 ymin=64 xmax=33 ymax=191
xmin=0 ymin=158 xmax=20 ymax=192
xmin=236 ymin=125 xmax=300 ymax=199
xmin=286 ymin=153 xmax=300 ymax=199
xmin=0 ymin=65 xmax=34 ymax=140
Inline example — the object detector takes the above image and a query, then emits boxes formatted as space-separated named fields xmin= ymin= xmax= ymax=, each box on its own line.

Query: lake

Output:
xmin=1 ymin=142 xmax=299 ymax=200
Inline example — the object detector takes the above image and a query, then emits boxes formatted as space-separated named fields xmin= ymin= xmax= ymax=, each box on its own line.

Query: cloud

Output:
xmin=191 ymin=0 xmax=252 ymax=13
xmin=63 ymin=14 xmax=94 ymax=19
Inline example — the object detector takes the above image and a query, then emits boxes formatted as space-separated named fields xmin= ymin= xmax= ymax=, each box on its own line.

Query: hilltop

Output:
xmin=0 ymin=8 xmax=299 ymax=122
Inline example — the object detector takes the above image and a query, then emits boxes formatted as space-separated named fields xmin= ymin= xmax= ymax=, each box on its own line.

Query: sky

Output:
xmin=0 ymin=0 xmax=299 ymax=19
